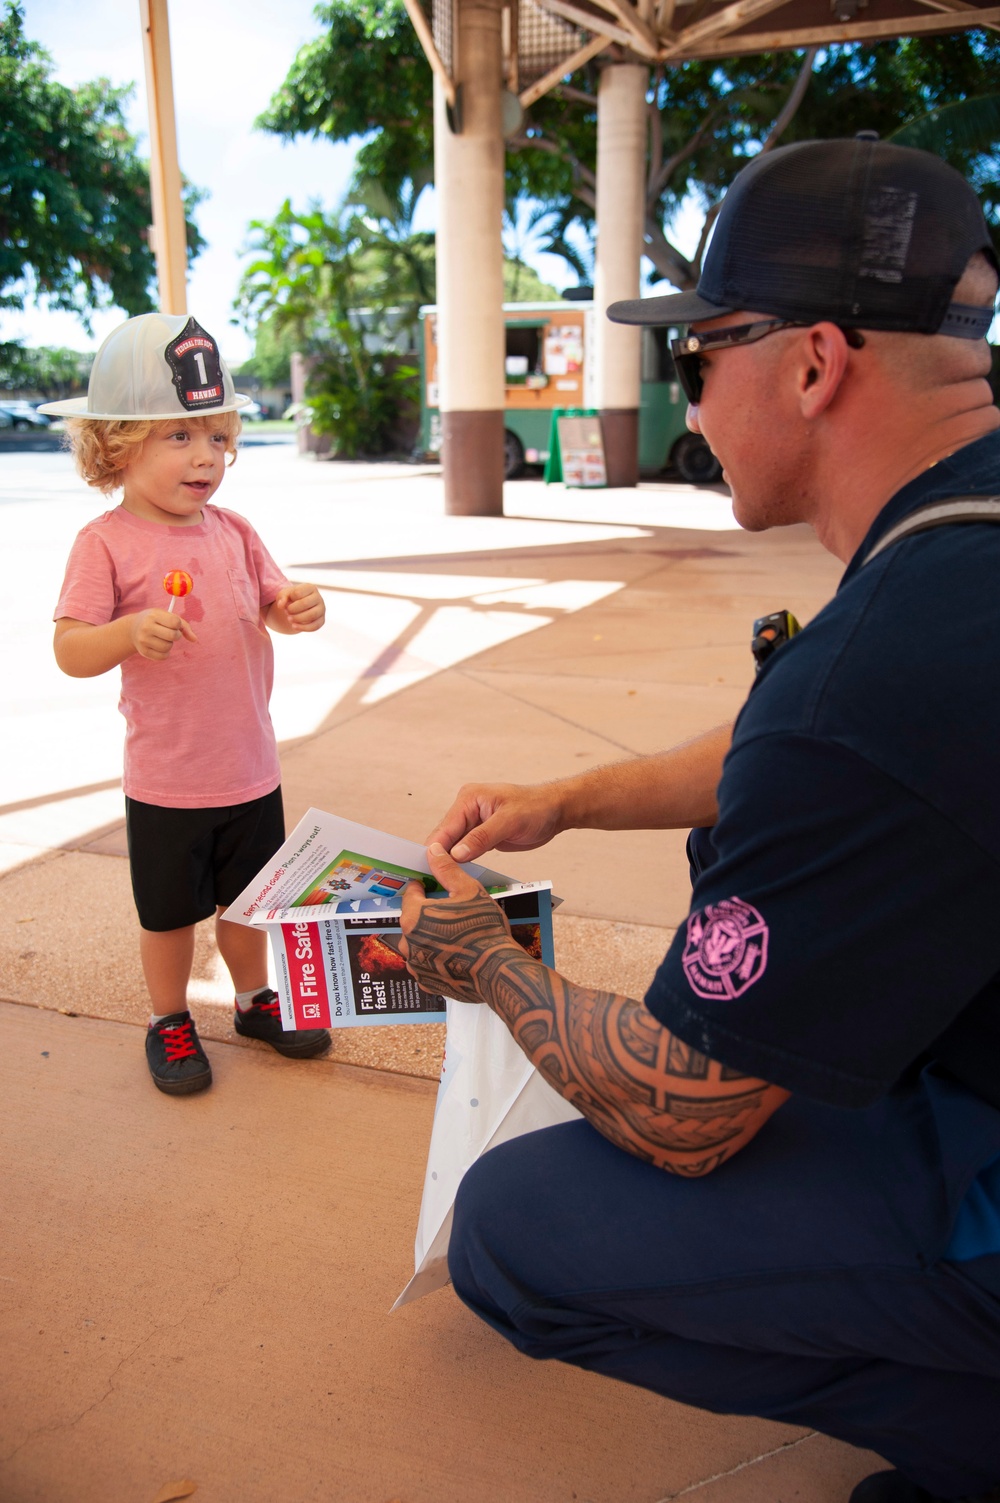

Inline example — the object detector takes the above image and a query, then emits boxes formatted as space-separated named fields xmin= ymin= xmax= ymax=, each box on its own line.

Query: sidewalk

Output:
xmin=0 ymin=448 xmax=879 ymax=1501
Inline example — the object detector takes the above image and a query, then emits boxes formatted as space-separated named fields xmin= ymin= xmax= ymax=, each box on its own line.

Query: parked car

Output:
xmin=0 ymin=400 xmax=51 ymax=430
xmin=239 ymin=399 xmax=264 ymax=421
xmin=0 ymin=407 xmax=12 ymax=430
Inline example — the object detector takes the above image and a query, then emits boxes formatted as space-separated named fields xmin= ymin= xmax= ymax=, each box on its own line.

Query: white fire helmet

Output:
xmin=38 ymin=313 xmax=251 ymax=421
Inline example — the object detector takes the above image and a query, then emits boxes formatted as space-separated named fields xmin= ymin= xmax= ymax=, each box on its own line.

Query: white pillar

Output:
xmin=434 ymin=0 xmax=506 ymax=516
xmin=593 ymin=62 xmax=647 ymax=486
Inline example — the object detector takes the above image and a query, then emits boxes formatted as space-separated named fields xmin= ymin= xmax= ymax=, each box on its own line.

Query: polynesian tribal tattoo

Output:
xmin=403 ymin=891 xmax=780 ymax=1176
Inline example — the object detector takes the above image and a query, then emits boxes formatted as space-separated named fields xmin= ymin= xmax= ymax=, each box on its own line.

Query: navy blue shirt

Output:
xmin=646 ymin=430 xmax=1000 ymax=1115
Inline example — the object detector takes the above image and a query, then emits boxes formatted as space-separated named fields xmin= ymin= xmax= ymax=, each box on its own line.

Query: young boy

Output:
xmin=44 ymin=312 xmax=331 ymax=1096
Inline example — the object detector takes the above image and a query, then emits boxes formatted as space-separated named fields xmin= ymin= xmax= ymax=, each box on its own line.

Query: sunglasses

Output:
xmin=669 ymin=319 xmax=865 ymax=405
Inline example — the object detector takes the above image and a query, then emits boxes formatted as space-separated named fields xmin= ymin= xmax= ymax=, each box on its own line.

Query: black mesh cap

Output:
xmin=609 ymin=137 xmax=997 ymax=337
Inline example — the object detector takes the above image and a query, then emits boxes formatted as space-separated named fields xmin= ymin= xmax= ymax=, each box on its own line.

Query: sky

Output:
xmin=6 ymin=0 xmax=695 ymax=365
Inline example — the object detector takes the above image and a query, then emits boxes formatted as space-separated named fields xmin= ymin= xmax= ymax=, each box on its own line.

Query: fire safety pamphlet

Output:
xmin=223 ymin=808 xmax=555 ymax=1031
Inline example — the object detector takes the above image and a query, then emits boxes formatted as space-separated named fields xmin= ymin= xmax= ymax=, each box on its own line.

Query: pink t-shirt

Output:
xmin=55 ymin=504 xmax=287 ymax=808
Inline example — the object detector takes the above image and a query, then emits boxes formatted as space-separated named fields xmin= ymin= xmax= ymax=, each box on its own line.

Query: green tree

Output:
xmin=502 ymin=257 xmax=563 ymax=302
xmin=0 ymin=341 xmax=91 ymax=395
xmin=256 ymin=2 xmax=1000 ymax=290
xmin=504 ymin=33 xmax=1000 ymax=286
xmin=234 ymin=188 xmax=563 ymax=453
xmin=234 ymin=317 xmax=299 ymax=390
xmin=256 ymin=0 xmax=430 ymax=206
xmin=889 ymin=88 xmax=1000 ymax=219
xmin=237 ymin=189 xmax=561 ymax=347
xmin=237 ymin=200 xmax=419 ymax=457
xmin=0 ymin=1 xmax=205 ymax=326
xmin=788 ymin=36 xmax=1000 ymax=224
xmin=237 ymin=200 xmax=369 ymax=349
xmin=347 ymin=175 xmax=437 ymax=340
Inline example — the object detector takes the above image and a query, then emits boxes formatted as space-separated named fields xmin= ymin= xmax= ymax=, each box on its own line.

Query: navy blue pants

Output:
xmin=449 ymin=1071 xmax=1000 ymax=1497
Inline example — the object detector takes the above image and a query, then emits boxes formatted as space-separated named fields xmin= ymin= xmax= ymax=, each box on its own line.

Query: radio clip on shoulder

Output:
xmin=751 ymin=609 xmax=801 ymax=674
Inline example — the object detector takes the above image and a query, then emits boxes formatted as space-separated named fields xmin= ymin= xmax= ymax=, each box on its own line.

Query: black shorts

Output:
xmin=125 ymin=787 xmax=285 ymax=932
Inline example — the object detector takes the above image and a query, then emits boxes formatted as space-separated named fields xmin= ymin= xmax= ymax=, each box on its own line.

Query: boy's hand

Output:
xmin=130 ymin=609 xmax=198 ymax=661
xmin=269 ymin=583 xmax=326 ymax=633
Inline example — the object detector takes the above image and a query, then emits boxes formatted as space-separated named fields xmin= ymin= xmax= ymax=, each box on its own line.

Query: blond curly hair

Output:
xmin=64 ymin=411 xmax=242 ymax=495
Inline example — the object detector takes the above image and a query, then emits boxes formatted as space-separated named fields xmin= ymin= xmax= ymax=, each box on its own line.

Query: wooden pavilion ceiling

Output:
xmin=404 ymin=0 xmax=998 ymax=114
xmin=533 ymin=0 xmax=1000 ymax=62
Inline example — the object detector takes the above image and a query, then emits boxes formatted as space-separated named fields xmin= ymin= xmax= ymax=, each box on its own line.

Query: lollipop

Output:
xmin=163 ymin=570 xmax=193 ymax=613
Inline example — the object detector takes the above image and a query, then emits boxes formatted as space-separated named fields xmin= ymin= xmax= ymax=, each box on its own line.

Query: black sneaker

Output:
xmin=233 ymin=989 xmax=331 ymax=1058
xmin=850 ymin=1472 xmax=1000 ymax=1503
xmin=145 ymin=1012 xmax=212 ymax=1095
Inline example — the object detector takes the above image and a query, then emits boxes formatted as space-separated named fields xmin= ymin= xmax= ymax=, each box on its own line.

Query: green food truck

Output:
xmin=418 ymin=300 xmax=721 ymax=483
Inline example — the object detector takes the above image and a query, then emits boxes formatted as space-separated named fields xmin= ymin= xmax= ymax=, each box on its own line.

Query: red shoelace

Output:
xmin=252 ymin=992 xmax=281 ymax=1018
xmin=161 ymin=1017 xmax=199 ymax=1062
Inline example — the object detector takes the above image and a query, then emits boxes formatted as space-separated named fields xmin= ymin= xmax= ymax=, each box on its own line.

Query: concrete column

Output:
xmin=434 ymin=0 xmax=505 ymax=516
xmin=593 ymin=62 xmax=647 ymax=487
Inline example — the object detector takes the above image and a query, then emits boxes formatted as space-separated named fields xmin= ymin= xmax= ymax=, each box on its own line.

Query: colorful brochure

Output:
xmin=223 ymin=809 xmax=554 ymax=1030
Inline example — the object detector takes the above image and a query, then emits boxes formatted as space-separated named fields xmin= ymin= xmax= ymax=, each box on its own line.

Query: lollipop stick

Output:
xmin=168 ymin=597 xmax=177 ymax=614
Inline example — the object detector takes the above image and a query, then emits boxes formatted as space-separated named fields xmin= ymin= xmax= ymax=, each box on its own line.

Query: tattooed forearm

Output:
xmin=401 ymin=886 xmax=787 ymax=1174
xmin=475 ymin=946 xmax=786 ymax=1174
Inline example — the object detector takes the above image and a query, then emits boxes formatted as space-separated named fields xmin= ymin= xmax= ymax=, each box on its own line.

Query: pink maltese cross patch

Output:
xmin=682 ymin=898 xmax=769 ymax=1001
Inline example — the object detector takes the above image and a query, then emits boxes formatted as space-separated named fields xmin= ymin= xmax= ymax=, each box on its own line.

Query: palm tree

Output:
xmin=889 ymin=93 xmax=1000 ymax=157
xmin=347 ymin=173 xmax=436 ymax=346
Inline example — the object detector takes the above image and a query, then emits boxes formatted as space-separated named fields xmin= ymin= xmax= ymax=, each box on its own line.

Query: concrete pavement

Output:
xmin=0 ymin=442 xmax=881 ymax=1501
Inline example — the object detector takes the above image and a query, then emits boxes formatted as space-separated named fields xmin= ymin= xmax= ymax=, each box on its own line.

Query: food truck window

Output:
xmin=641 ymin=326 xmax=677 ymax=384
xmin=505 ymin=324 xmax=544 ymax=379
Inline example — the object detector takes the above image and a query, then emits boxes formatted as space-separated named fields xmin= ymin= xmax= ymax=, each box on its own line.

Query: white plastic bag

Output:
xmin=392 ymin=998 xmax=581 ymax=1308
